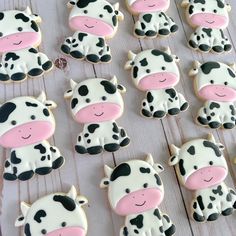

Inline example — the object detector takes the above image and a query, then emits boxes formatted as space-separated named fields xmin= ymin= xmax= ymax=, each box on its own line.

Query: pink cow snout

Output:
xmin=69 ymin=16 xmax=114 ymax=37
xmin=75 ymin=102 xmax=122 ymax=123
xmin=46 ymin=227 xmax=85 ymax=236
xmin=190 ymin=13 xmax=229 ymax=28
xmin=131 ymin=0 xmax=170 ymax=13
xmin=185 ymin=166 xmax=228 ymax=190
xmin=115 ymin=188 xmax=163 ymax=216
xmin=138 ymin=72 xmax=179 ymax=91
xmin=0 ymin=32 xmax=41 ymax=53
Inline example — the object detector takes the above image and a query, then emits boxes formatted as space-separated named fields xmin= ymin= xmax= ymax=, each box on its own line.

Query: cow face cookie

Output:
xmin=100 ymin=154 xmax=176 ymax=236
xmin=169 ymin=134 xmax=236 ymax=222
xmin=61 ymin=0 xmax=123 ymax=64
xmin=0 ymin=7 xmax=53 ymax=82
xmin=0 ymin=92 xmax=64 ymax=181
xmin=126 ymin=0 xmax=178 ymax=39
xmin=189 ymin=61 xmax=236 ymax=129
xmin=181 ymin=0 xmax=232 ymax=53
xmin=15 ymin=186 xmax=88 ymax=236
xmin=125 ymin=48 xmax=188 ymax=119
xmin=64 ymin=77 xmax=130 ymax=155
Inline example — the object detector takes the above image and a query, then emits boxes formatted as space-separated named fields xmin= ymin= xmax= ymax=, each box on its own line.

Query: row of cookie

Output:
xmin=14 ymin=134 xmax=236 ymax=236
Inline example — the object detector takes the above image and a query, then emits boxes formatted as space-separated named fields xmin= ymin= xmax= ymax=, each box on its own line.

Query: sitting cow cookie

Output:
xmin=61 ymin=0 xmax=124 ymax=64
xmin=190 ymin=61 xmax=236 ymax=129
xmin=169 ymin=134 xmax=236 ymax=222
xmin=15 ymin=186 xmax=88 ymax=236
xmin=100 ymin=154 xmax=176 ymax=236
xmin=0 ymin=7 xmax=53 ymax=82
xmin=125 ymin=48 xmax=189 ymax=119
xmin=0 ymin=92 xmax=64 ymax=181
xmin=181 ymin=0 xmax=232 ymax=54
xmin=126 ymin=0 xmax=178 ymax=39
xmin=64 ymin=77 xmax=130 ymax=155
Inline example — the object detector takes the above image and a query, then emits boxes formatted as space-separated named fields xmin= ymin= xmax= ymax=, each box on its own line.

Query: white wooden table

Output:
xmin=0 ymin=0 xmax=236 ymax=235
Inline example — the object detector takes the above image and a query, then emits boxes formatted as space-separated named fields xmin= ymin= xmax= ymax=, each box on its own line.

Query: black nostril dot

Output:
xmin=162 ymin=66 xmax=166 ymax=71
xmin=224 ymin=82 xmax=228 ymax=85
xmin=61 ymin=221 xmax=67 ymax=227
xmin=11 ymin=120 xmax=17 ymax=125
xmin=146 ymin=69 xmax=150 ymax=73
xmin=102 ymin=96 xmax=107 ymax=101
xmin=214 ymin=9 xmax=217 ymax=13
xmin=86 ymin=98 xmax=91 ymax=103
xmin=41 ymin=229 xmax=47 ymax=234
xmin=125 ymin=188 xmax=130 ymax=193
xmin=0 ymin=32 xmax=3 ymax=37
xmin=18 ymin=27 xmax=23 ymax=31
xmin=84 ymin=10 xmax=88 ymax=14
xmin=31 ymin=115 xmax=36 ymax=120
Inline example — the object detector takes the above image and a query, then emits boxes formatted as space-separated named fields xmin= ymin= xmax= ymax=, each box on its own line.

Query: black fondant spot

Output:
xmin=179 ymin=159 xmax=186 ymax=176
xmin=31 ymin=21 xmax=39 ymax=32
xmin=0 ymin=102 xmax=16 ymax=123
xmin=203 ymin=141 xmax=221 ymax=157
xmin=43 ymin=108 xmax=50 ymax=117
xmin=200 ymin=62 xmax=220 ymax=74
xmin=110 ymin=163 xmax=131 ymax=181
xmin=34 ymin=210 xmax=47 ymax=223
xmin=100 ymin=80 xmax=117 ymax=94
xmin=187 ymin=145 xmax=195 ymax=155
xmin=88 ymin=124 xmax=99 ymax=133
xmin=53 ymin=195 xmax=76 ymax=211
xmin=71 ymin=98 xmax=78 ymax=109
xmin=34 ymin=144 xmax=46 ymax=154
xmin=139 ymin=167 xmax=150 ymax=173
xmin=77 ymin=0 xmax=96 ymax=8
xmin=104 ymin=5 xmax=113 ymax=13
xmin=15 ymin=13 xmax=29 ymax=22
xmin=130 ymin=215 xmax=143 ymax=229
xmin=151 ymin=49 xmax=173 ymax=62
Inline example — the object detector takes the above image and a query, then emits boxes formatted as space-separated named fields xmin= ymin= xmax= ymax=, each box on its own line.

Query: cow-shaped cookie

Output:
xmin=0 ymin=7 xmax=53 ymax=82
xmin=61 ymin=0 xmax=124 ymax=64
xmin=169 ymin=134 xmax=236 ymax=222
xmin=181 ymin=0 xmax=232 ymax=54
xmin=0 ymin=92 xmax=64 ymax=181
xmin=15 ymin=186 xmax=88 ymax=236
xmin=126 ymin=0 xmax=178 ymax=39
xmin=125 ymin=48 xmax=189 ymax=119
xmin=190 ymin=61 xmax=236 ymax=129
xmin=64 ymin=77 xmax=130 ymax=155
xmin=100 ymin=154 xmax=176 ymax=236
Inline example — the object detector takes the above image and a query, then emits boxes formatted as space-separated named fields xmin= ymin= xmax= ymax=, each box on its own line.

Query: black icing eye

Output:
xmin=143 ymin=183 xmax=148 ymax=188
xmin=125 ymin=188 xmax=130 ymax=193
xmin=224 ymin=82 xmax=228 ymax=85
xmin=85 ymin=98 xmax=91 ymax=103
xmin=194 ymin=165 xmax=198 ymax=170
xmin=41 ymin=229 xmax=47 ymax=235
xmin=146 ymin=69 xmax=151 ymax=73
xmin=11 ymin=120 xmax=17 ymax=125
xmin=210 ymin=80 xmax=214 ymax=84
xmin=84 ymin=10 xmax=88 ymax=14
xmin=162 ymin=66 xmax=166 ymax=71
xmin=102 ymin=96 xmax=107 ymax=101
xmin=18 ymin=27 xmax=23 ymax=32
xmin=99 ymin=14 xmax=103 ymax=18
xmin=209 ymin=161 xmax=213 ymax=165
xmin=202 ymin=8 xmax=205 ymax=12
xmin=214 ymin=9 xmax=217 ymax=13
xmin=61 ymin=222 xmax=67 ymax=227
xmin=0 ymin=32 xmax=3 ymax=37
xmin=31 ymin=115 xmax=36 ymax=120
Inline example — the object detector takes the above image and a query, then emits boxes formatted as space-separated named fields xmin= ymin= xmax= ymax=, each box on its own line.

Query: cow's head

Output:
xmin=67 ymin=0 xmax=124 ymax=37
xmin=181 ymin=0 xmax=231 ymax=29
xmin=15 ymin=186 xmax=88 ymax=236
xmin=126 ymin=0 xmax=170 ymax=14
xmin=64 ymin=77 xmax=126 ymax=124
xmin=0 ymin=92 xmax=56 ymax=148
xmin=125 ymin=48 xmax=180 ymax=91
xmin=0 ymin=7 xmax=42 ymax=53
xmin=168 ymin=134 xmax=227 ymax=190
xmin=100 ymin=154 xmax=164 ymax=216
xmin=189 ymin=61 xmax=236 ymax=102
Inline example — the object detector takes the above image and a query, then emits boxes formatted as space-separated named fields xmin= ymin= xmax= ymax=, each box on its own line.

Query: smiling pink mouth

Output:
xmin=85 ymin=24 xmax=94 ymax=28
xmin=159 ymin=78 xmax=167 ymax=83
xmin=203 ymin=177 xmax=213 ymax=183
xmin=148 ymin=4 xmax=156 ymax=7
xmin=13 ymin=41 xmax=22 ymax=45
xmin=94 ymin=112 xmax=104 ymax=117
xmin=135 ymin=201 xmax=146 ymax=207
xmin=215 ymin=93 xmax=226 ymax=97
xmin=21 ymin=134 xmax=32 ymax=140
xmin=206 ymin=21 xmax=215 ymax=24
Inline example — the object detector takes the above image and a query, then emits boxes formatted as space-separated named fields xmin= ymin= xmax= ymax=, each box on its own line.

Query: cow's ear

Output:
xmin=124 ymin=51 xmax=136 ymax=70
xmin=229 ymin=63 xmax=236 ymax=72
xmin=24 ymin=6 xmax=42 ymax=23
xmin=37 ymin=91 xmax=46 ymax=103
xmin=76 ymin=195 xmax=88 ymax=206
xmin=45 ymin=100 xmax=57 ymax=109
xmin=67 ymin=185 xmax=77 ymax=200
xmin=117 ymin=84 xmax=126 ymax=93
xmin=113 ymin=3 xmax=124 ymax=21
xmin=67 ymin=0 xmax=77 ymax=8
xmin=15 ymin=215 xmax=26 ymax=227
xmin=181 ymin=0 xmax=189 ymax=7
xmin=145 ymin=153 xmax=154 ymax=166
xmin=169 ymin=144 xmax=180 ymax=166
xmin=189 ymin=61 xmax=201 ymax=76
xmin=100 ymin=177 xmax=110 ymax=188
xmin=226 ymin=3 xmax=231 ymax=12
xmin=64 ymin=89 xmax=73 ymax=99
xmin=154 ymin=163 xmax=164 ymax=173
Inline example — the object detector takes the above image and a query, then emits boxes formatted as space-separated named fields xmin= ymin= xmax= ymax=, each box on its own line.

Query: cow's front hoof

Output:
xmin=193 ymin=212 xmax=205 ymax=222
xmin=141 ymin=109 xmax=152 ymax=117
xmin=104 ymin=143 xmax=120 ymax=152
xmin=61 ymin=44 xmax=70 ymax=54
xmin=224 ymin=44 xmax=232 ymax=51
xmin=199 ymin=44 xmax=210 ymax=52
xmin=86 ymin=54 xmax=100 ymax=63
xmin=87 ymin=146 xmax=103 ymax=155
xmin=100 ymin=54 xmax=111 ymax=62
xmin=223 ymin=122 xmax=235 ymax=129
xmin=134 ymin=29 xmax=145 ymax=37
xmin=18 ymin=170 xmax=34 ymax=181
xmin=153 ymin=110 xmax=166 ymax=118
xmin=35 ymin=167 xmax=52 ymax=175
xmin=11 ymin=72 xmax=26 ymax=81
xmin=168 ymin=108 xmax=180 ymax=116
xmin=52 ymin=156 xmax=65 ymax=169
xmin=0 ymin=73 xmax=10 ymax=82
xmin=208 ymin=121 xmax=221 ymax=129
xmin=170 ymin=25 xmax=178 ymax=33
xmin=180 ymin=102 xmax=189 ymax=111
xmin=212 ymin=46 xmax=224 ymax=53
xmin=145 ymin=30 xmax=157 ymax=37
xmin=70 ymin=50 xmax=84 ymax=59
xmin=42 ymin=61 xmax=53 ymax=71
xmin=75 ymin=145 xmax=87 ymax=154
xmin=222 ymin=208 xmax=234 ymax=216
xmin=3 ymin=173 xmax=17 ymax=181
xmin=28 ymin=68 xmax=44 ymax=77
xmin=120 ymin=137 xmax=130 ymax=147
xmin=207 ymin=213 xmax=219 ymax=221
xmin=189 ymin=40 xmax=198 ymax=49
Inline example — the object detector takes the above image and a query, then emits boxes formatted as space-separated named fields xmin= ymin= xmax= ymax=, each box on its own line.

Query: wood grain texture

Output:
xmin=0 ymin=0 xmax=236 ymax=235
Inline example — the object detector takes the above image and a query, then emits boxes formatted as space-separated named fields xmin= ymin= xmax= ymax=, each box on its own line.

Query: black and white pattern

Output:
xmin=15 ymin=186 xmax=88 ymax=236
xmin=64 ymin=77 xmax=130 ymax=155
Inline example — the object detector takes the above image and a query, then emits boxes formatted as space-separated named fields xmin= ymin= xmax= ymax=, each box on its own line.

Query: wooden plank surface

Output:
xmin=0 ymin=0 xmax=236 ymax=235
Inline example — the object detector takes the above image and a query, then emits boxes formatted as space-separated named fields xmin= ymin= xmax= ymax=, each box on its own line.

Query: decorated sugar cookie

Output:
xmin=0 ymin=7 xmax=53 ymax=82
xmin=61 ymin=0 xmax=124 ymax=64
xmin=169 ymin=134 xmax=236 ymax=222
xmin=0 ymin=92 xmax=64 ymax=181
xmin=64 ymin=77 xmax=130 ymax=155
xmin=100 ymin=154 xmax=176 ymax=236
xmin=125 ymin=48 xmax=189 ymax=119
xmin=181 ymin=0 xmax=232 ymax=53
xmin=15 ymin=186 xmax=88 ymax=236
xmin=190 ymin=61 xmax=236 ymax=129
xmin=126 ymin=0 xmax=178 ymax=39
